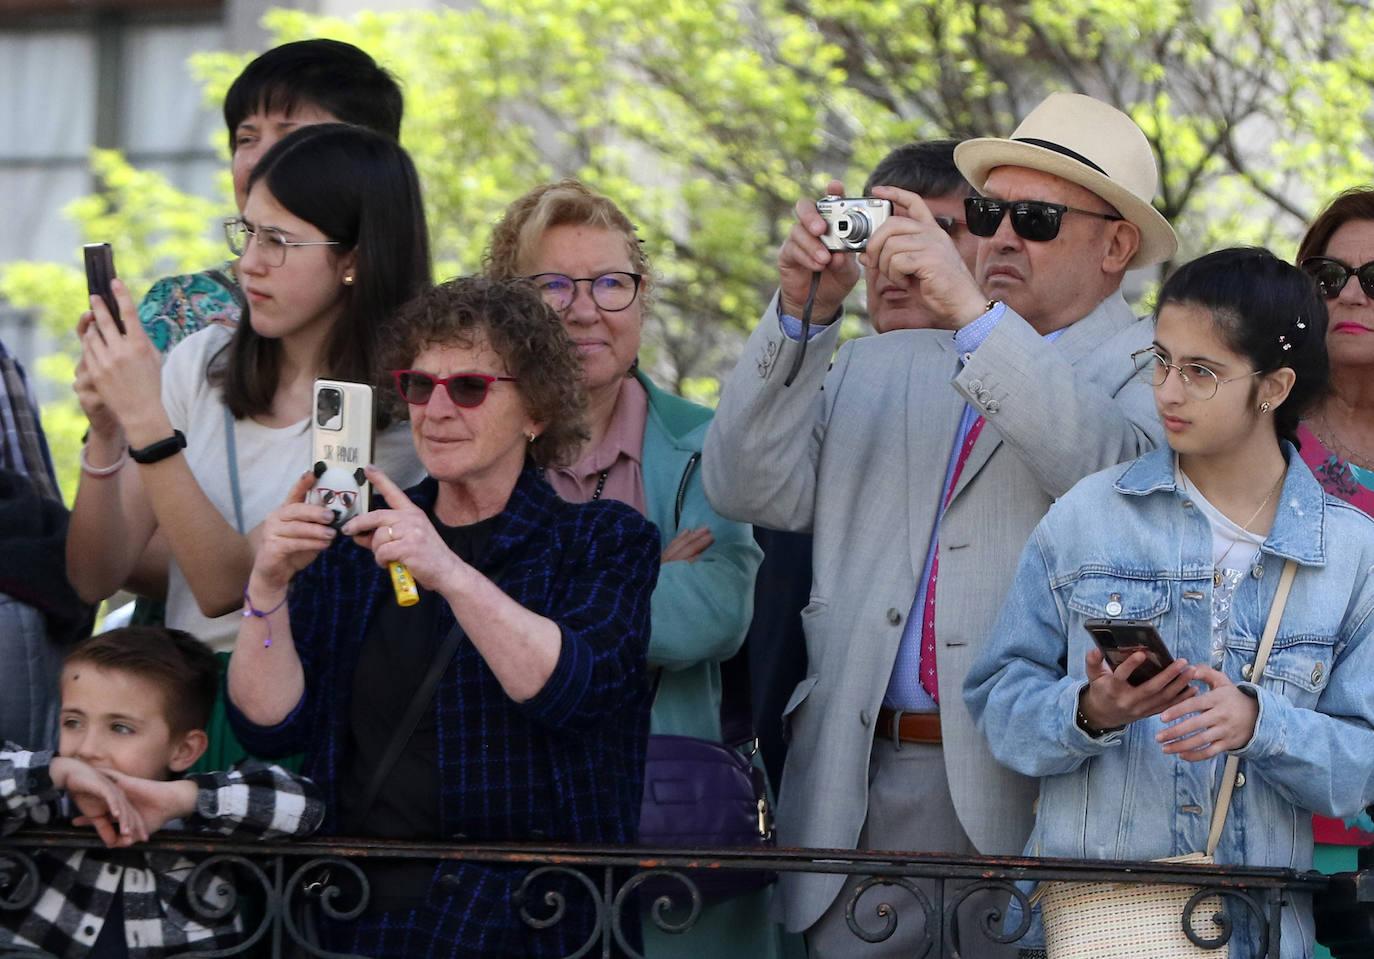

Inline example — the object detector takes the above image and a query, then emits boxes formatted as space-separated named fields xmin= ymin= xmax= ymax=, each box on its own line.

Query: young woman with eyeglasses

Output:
xmin=139 ymin=39 xmax=405 ymax=355
xmin=965 ymin=248 xmax=1374 ymax=958
xmin=67 ymin=124 xmax=429 ymax=765
xmin=484 ymin=180 xmax=779 ymax=959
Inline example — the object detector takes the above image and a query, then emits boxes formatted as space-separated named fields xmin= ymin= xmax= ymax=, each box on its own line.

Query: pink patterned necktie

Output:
xmin=919 ymin=416 xmax=987 ymax=702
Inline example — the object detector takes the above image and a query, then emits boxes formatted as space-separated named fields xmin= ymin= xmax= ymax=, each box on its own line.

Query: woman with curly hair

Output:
xmin=225 ymin=275 xmax=661 ymax=957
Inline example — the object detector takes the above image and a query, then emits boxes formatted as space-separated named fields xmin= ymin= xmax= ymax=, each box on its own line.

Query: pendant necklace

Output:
xmin=1183 ymin=470 xmax=1284 ymax=588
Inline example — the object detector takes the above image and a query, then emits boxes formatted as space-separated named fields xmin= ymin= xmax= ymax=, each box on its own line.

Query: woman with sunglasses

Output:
xmin=1294 ymin=189 xmax=1374 ymax=926
xmin=965 ymin=248 xmax=1374 ymax=958
xmin=66 ymin=124 xmax=428 ymax=767
xmin=484 ymin=180 xmax=776 ymax=958
xmin=227 ymin=276 xmax=659 ymax=956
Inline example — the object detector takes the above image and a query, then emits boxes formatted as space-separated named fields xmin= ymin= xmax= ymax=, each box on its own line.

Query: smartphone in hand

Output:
xmin=309 ymin=379 xmax=375 ymax=529
xmin=1084 ymin=618 xmax=1175 ymax=686
xmin=83 ymin=243 xmax=124 ymax=334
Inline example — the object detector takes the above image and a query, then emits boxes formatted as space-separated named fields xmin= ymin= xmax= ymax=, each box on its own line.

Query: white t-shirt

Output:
xmin=159 ymin=324 xmax=425 ymax=651
xmin=1177 ymin=464 xmax=1265 ymax=666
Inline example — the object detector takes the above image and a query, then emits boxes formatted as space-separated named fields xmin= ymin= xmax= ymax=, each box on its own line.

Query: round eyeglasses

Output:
xmin=528 ymin=272 xmax=642 ymax=312
xmin=224 ymin=217 xmax=340 ymax=268
xmin=1131 ymin=348 xmax=1264 ymax=401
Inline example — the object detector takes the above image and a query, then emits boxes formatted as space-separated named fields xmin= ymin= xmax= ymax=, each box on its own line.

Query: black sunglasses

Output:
xmin=1301 ymin=256 xmax=1374 ymax=300
xmin=964 ymin=196 xmax=1123 ymax=242
xmin=392 ymin=370 xmax=517 ymax=408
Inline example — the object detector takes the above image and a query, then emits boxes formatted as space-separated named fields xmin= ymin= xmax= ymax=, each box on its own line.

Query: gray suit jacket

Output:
xmin=703 ymin=292 xmax=1165 ymax=933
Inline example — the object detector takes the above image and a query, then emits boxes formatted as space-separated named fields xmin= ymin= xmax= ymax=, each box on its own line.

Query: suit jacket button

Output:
xmin=886 ymin=608 xmax=902 ymax=625
xmin=968 ymin=379 xmax=984 ymax=392
xmin=860 ymin=709 xmax=872 ymax=727
xmin=985 ymin=400 xmax=1001 ymax=414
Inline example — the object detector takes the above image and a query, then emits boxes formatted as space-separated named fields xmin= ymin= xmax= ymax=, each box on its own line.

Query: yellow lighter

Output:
xmin=389 ymin=561 xmax=419 ymax=607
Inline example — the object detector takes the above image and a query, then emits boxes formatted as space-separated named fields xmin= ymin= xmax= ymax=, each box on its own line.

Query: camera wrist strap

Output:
xmin=782 ymin=271 xmax=823 ymax=388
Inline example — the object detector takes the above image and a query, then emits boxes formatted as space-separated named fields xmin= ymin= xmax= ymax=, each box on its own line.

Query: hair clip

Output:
xmin=1296 ymin=317 xmax=1307 ymax=330
xmin=1279 ymin=334 xmax=1292 ymax=351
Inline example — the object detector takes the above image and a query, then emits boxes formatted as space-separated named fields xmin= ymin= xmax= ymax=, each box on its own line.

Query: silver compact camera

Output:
xmin=816 ymin=195 xmax=893 ymax=252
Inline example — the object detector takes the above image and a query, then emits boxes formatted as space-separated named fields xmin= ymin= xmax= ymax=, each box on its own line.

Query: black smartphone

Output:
xmin=83 ymin=242 xmax=124 ymax=334
xmin=1083 ymin=618 xmax=1175 ymax=686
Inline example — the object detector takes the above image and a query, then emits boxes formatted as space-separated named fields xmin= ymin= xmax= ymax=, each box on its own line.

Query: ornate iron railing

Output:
xmin=1 ymin=830 xmax=1367 ymax=958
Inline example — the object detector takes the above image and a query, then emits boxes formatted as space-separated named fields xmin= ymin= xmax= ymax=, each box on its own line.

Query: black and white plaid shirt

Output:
xmin=0 ymin=745 xmax=324 ymax=958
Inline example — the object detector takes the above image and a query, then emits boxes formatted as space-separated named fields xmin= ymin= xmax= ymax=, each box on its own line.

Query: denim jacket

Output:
xmin=964 ymin=443 xmax=1374 ymax=958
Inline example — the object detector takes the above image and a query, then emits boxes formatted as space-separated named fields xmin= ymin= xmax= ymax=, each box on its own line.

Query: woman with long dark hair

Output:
xmin=966 ymin=248 xmax=1374 ymax=957
xmin=67 ymin=124 xmax=429 ymax=765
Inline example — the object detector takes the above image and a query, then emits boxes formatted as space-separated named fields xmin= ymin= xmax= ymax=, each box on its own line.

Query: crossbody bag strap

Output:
xmin=1206 ymin=558 xmax=1298 ymax=856
xmin=671 ymin=449 xmax=757 ymax=747
xmin=344 ymin=621 xmax=464 ymax=834
xmin=222 ymin=405 xmax=245 ymax=535
xmin=342 ymin=550 xmax=513 ymax=834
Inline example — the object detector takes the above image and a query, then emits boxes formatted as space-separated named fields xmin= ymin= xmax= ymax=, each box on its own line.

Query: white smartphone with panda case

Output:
xmin=310 ymin=379 xmax=375 ymax=529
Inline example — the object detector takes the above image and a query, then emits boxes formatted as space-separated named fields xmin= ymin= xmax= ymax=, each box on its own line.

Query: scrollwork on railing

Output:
xmin=844 ymin=874 xmax=937 ymax=954
xmin=0 ymin=849 xmax=40 ymax=913
xmin=511 ymin=864 xmax=605 ymax=959
xmin=1183 ymin=886 xmax=1270 ymax=954
xmin=177 ymin=853 xmax=278 ymax=958
xmin=944 ymin=879 xmax=1033 ymax=958
xmin=0 ymin=833 xmax=1346 ymax=958
xmin=611 ymin=868 xmax=703 ymax=958
xmin=281 ymin=856 xmax=370 ymax=959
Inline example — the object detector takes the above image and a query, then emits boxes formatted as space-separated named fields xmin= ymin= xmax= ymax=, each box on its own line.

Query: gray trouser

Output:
xmin=805 ymin=737 xmax=1019 ymax=959
xmin=0 ymin=596 xmax=61 ymax=750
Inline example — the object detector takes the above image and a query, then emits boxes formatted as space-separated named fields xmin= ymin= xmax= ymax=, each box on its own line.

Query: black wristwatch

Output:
xmin=129 ymin=430 xmax=187 ymax=464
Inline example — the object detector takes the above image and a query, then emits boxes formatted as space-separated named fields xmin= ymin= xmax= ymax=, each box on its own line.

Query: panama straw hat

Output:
xmin=953 ymin=93 xmax=1179 ymax=269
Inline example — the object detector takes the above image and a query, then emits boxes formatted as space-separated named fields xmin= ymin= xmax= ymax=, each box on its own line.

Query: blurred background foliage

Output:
xmin=4 ymin=0 xmax=1371 ymax=500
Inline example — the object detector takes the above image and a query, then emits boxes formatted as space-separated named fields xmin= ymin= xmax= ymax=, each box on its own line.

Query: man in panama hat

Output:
xmin=705 ymin=92 xmax=1176 ymax=957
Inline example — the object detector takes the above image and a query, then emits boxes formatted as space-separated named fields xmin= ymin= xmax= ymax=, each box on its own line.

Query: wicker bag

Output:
xmin=1035 ymin=560 xmax=1297 ymax=959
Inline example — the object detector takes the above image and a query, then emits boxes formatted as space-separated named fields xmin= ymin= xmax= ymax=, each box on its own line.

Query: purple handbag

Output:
xmin=637 ymin=653 xmax=777 ymax=902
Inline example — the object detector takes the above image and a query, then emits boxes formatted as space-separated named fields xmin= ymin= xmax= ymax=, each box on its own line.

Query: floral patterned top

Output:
xmin=1296 ymin=421 xmax=1374 ymax=515
xmin=138 ymin=263 xmax=245 ymax=355
xmin=1297 ymin=420 xmax=1374 ymax=846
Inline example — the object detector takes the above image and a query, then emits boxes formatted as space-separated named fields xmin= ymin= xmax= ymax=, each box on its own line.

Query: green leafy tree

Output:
xmin=6 ymin=0 xmax=1371 ymax=501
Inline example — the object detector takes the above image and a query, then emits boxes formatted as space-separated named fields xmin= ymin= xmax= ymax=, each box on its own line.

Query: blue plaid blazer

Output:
xmin=228 ymin=466 xmax=660 ymax=957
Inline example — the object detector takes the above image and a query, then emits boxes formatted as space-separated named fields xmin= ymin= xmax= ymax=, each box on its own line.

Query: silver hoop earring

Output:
xmin=1260 ymin=401 xmax=1271 ymax=413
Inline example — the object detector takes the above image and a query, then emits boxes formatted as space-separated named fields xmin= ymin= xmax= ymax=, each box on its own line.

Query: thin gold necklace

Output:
xmin=1181 ymin=469 xmax=1284 ymax=586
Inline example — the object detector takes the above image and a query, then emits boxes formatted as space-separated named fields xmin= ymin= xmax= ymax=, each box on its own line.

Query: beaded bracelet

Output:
xmin=242 ymin=587 xmax=288 ymax=648
xmin=80 ymin=444 xmax=128 ymax=478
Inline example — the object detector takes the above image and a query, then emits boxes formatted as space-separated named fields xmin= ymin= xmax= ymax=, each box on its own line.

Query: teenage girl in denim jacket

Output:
xmin=965 ymin=248 xmax=1374 ymax=958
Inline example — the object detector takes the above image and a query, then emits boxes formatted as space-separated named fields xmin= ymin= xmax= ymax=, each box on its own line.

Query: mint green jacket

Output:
xmin=636 ymin=372 xmax=763 ymax=741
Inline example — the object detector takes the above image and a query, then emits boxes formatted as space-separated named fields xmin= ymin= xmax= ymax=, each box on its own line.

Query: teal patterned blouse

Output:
xmin=138 ymin=264 xmax=246 ymax=355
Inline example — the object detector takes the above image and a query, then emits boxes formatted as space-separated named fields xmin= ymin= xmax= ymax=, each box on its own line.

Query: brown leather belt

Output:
xmin=877 ymin=707 xmax=942 ymax=745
